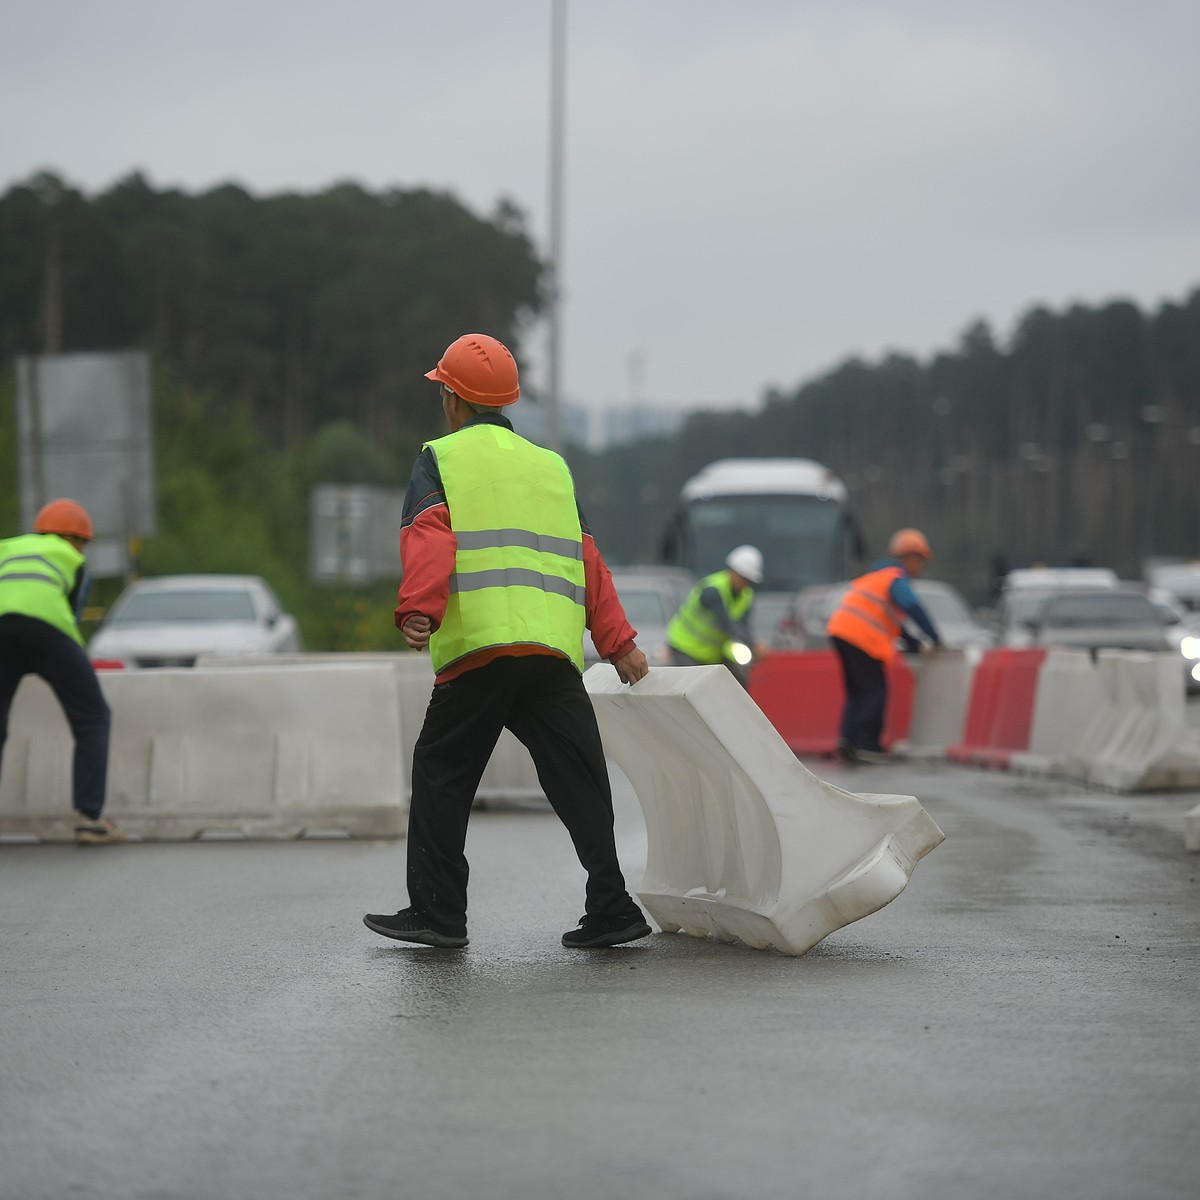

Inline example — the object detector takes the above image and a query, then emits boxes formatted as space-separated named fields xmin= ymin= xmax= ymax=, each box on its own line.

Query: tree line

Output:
xmin=2 ymin=171 xmax=1198 ymax=646
xmin=569 ymin=294 xmax=1200 ymax=600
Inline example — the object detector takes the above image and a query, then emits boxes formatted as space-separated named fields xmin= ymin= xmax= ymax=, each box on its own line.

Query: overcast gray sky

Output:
xmin=3 ymin=0 xmax=1199 ymax=413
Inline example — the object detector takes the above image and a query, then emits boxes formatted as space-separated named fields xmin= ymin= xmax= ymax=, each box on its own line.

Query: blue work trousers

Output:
xmin=831 ymin=635 xmax=888 ymax=753
xmin=0 ymin=614 xmax=111 ymax=819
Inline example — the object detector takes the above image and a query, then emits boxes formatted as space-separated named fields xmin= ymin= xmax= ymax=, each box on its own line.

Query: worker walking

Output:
xmin=364 ymin=333 xmax=652 ymax=951
xmin=666 ymin=544 xmax=763 ymax=687
xmin=0 ymin=500 xmax=123 ymax=843
xmin=826 ymin=528 xmax=941 ymax=763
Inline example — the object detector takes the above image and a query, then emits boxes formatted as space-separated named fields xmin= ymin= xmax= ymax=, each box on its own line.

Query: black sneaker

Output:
xmin=855 ymin=747 xmax=892 ymax=765
xmin=363 ymin=908 xmax=468 ymax=948
xmin=74 ymin=814 xmax=127 ymax=845
xmin=836 ymin=738 xmax=860 ymax=764
xmin=561 ymin=913 xmax=652 ymax=948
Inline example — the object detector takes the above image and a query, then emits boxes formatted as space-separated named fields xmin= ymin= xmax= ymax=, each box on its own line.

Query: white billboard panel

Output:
xmin=16 ymin=350 xmax=155 ymax=579
xmin=309 ymin=485 xmax=405 ymax=585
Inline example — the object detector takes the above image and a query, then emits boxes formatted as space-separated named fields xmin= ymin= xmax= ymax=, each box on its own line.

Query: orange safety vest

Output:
xmin=826 ymin=566 xmax=906 ymax=662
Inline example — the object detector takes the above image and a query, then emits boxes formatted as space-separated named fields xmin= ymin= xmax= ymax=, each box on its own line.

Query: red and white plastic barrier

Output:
xmin=749 ymin=650 xmax=913 ymax=756
xmin=911 ymin=646 xmax=1200 ymax=793
xmin=895 ymin=649 xmax=979 ymax=759
xmin=945 ymin=648 xmax=1046 ymax=769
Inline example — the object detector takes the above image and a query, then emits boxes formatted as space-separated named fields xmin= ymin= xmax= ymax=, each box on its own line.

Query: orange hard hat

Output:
xmin=425 ymin=333 xmax=520 ymax=406
xmin=889 ymin=528 xmax=932 ymax=560
xmin=34 ymin=498 xmax=95 ymax=541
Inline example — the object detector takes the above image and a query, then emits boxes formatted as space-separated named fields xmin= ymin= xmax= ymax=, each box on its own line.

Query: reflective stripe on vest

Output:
xmin=826 ymin=566 xmax=905 ymax=661
xmin=0 ymin=533 xmax=86 ymax=644
xmin=425 ymin=424 xmax=586 ymax=674
xmin=666 ymin=570 xmax=753 ymax=665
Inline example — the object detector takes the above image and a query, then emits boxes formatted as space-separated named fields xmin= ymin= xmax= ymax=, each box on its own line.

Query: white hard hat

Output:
xmin=725 ymin=544 xmax=763 ymax=584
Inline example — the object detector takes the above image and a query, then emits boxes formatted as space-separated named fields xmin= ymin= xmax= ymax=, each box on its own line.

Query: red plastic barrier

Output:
xmin=946 ymin=648 xmax=1046 ymax=768
xmin=749 ymin=650 xmax=913 ymax=756
xmin=90 ymin=660 xmax=127 ymax=671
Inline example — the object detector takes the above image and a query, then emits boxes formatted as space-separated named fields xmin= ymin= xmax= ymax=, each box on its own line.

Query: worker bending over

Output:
xmin=826 ymin=528 xmax=941 ymax=763
xmin=0 ymin=500 xmax=123 ymax=843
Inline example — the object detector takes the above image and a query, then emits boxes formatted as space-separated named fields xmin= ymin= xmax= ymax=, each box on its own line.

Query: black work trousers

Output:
xmin=0 ymin=613 xmax=111 ymax=818
xmin=831 ymin=635 xmax=888 ymax=753
xmin=406 ymin=654 xmax=636 ymax=936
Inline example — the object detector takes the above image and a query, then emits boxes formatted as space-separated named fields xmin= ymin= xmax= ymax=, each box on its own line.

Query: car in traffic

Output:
xmin=991 ymin=567 xmax=1119 ymax=646
xmin=773 ymin=582 xmax=846 ymax=649
xmin=910 ymin=580 xmax=995 ymax=651
xmin=88 ymin=574 xmax=303 ymax=667
xmin=1018 ymin=585 xmax=1200 ymax=693
xmin=583 ymin=566 xmax=696 ymax=667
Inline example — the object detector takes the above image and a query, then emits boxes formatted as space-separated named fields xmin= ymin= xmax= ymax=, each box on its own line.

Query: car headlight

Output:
xmin=1180 ymin=635 xmax=1200 ymax=661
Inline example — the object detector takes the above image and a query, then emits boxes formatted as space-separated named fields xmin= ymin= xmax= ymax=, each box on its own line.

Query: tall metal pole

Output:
xmin=546 ymin=0 xmax=567 ymax=452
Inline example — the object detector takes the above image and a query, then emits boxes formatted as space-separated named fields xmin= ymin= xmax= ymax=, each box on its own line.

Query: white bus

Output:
xmin=660 ymin=458 xmax=863 ymax=639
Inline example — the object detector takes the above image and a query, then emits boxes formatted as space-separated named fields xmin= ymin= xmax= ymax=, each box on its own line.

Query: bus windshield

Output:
xmin=677 ymin=493 xmax=847 ymax=591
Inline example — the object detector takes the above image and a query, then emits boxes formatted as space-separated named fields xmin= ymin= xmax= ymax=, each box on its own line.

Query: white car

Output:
xmin=89 ymin=574 xmax=302 ymax=667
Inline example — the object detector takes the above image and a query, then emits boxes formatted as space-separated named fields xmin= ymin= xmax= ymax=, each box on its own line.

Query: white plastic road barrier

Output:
xmin=894 ymin=648 xmax=978 ymax=760
xmin=1009 ymin=649 xmax=1096 ymax=777
xmin=1067 ymin=652 xmax=1200 ymax=792
xmin=1184 ymin=804 xmax=1200 ymax=852
xmin=0 ymin=664 xmax=405 ymax=841
xmin=196 ymin=653 xmax=545 ymax=803
xmin=584 ymin=664 xmax=944 ymax=956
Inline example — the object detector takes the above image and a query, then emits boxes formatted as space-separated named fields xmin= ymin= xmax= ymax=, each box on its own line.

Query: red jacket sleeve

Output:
xmin=585 ymin=535 xmax=637 ymax=662
xmin=395 ymin=504 xmax=457 ymax=633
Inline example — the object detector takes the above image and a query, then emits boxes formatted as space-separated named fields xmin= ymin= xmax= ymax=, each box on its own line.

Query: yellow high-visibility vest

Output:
xmin=0 ymin=532 xmax=86 ymax=644
xmin=425 ymin=423 xmax=586 ymax=675
xmin=666 ymin=570 xmax=753 ymax=665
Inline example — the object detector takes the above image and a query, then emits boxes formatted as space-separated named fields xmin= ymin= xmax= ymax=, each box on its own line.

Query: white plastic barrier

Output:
xmin=584 ymin=664 xmax=944 ymax=956
xmin=1009 ymin=649 xmax=1097 ymax=777
xmin=0 ymin=664 xmax=406 ymax=841
xmin=197 ymin=653 xmax=545 ymax=802
xmin=894 ymin=648 xmax=978 ymax=760
xmin=1184 ymin=804 xmax=1200 ymax=853
xmin=1065 ymin=652 xmax=1200 ymax=792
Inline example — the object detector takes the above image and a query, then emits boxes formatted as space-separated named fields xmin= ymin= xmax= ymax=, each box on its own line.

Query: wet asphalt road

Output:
xmin=2 ymin=756 xmax=1198 ymax=1200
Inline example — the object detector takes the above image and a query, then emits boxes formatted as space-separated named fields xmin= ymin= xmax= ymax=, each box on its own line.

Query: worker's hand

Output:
xmin=402 ymin=614 xmax=433 ymax=651
xmin=613 ymin=647 xmax=649 ymax=685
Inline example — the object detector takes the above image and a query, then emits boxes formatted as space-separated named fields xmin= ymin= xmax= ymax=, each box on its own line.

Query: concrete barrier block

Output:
xmin=0 ymin=665 xmax=406 ymax=840
xmin=197 ymin=652 xmax=544 ymax=802
xmin=1184 ymin=804 xmax=1200 ymax=852
xmin=584 ymin=664 xmax=944 ymax=956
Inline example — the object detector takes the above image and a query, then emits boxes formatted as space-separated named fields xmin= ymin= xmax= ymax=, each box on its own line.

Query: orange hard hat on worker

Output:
xmin=888 ymin=528 xmax=932 ymax=560
xmin=34 ymin=498 xmax=94 ymax=541
xmin=425 ymin=333 xmax=520 ymax=406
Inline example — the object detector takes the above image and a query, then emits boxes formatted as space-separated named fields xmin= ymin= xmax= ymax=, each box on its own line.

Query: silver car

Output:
xmin=89 ymin=574 xmax=302 ymax=667
xmin=911 ymin=580 xmax=995 ymax=651
xmin=1021 ymin=586 xmax=1199 ymax=694
xmin=583 ymin=567 xmax=696 ymax=668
